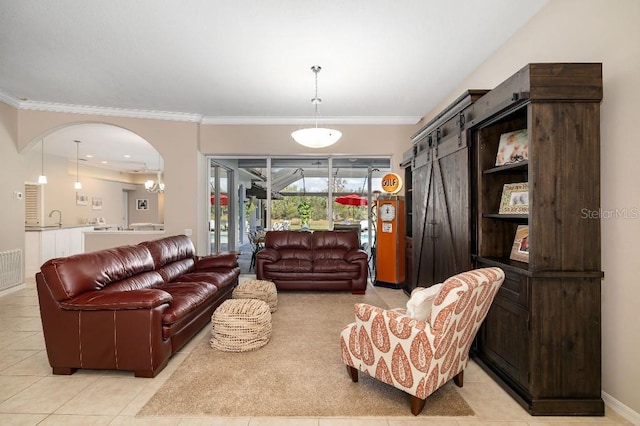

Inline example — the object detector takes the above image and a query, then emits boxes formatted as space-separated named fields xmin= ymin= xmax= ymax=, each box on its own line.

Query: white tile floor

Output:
xmin=0 ymin=276 xmax=632 ymax=426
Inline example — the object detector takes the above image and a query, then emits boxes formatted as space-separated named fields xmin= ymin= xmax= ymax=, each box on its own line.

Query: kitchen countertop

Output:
xmin=25 ymin=225 xmax=96 ymax=232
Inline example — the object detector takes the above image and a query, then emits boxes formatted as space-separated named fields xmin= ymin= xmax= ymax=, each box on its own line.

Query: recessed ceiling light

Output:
xmin=101 ymin=161 xmax=108 ymax=164
xmin=124 ymin=154 xmax=131 ymax=158
xmin=86 ymin=154 xmax=93 ymax=158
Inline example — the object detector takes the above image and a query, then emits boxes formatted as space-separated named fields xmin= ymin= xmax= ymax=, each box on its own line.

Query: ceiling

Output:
xmin=0 ymin=0 xmax=548 ymax=172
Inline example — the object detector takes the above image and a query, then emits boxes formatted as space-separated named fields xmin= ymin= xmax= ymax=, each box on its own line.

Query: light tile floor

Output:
xmin=0 ymin=276 xmax=632 ymax=426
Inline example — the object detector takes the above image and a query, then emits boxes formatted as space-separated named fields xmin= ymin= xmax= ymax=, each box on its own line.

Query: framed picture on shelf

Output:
xmin=495 ymin=129 xmax=528 ymax=166
xmin=136 ymin=199 xmax=149 ymax=211
xmin=510 ymin=225 xmax=530 ymax=263
xmin=499 ymin=182 xmax=529 ymax=214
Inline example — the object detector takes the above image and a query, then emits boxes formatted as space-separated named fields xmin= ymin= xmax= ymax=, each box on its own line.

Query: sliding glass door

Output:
xmin=209 ymin=160 xmax=234 ymax=253
xmin=207 ymin=156 xmax=390 ymax=271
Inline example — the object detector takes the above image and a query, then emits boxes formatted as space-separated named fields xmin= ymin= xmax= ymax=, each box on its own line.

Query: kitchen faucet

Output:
xmin=49 ymin=209 xmax=62 ymax=227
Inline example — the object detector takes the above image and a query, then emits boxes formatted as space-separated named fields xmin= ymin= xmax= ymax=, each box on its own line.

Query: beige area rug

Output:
xmin=138 ymin=287 xmax=474 ymax=417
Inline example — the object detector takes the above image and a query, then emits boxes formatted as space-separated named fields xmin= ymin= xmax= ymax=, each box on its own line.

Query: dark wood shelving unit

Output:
xmin=403 ymin=64 xmax=603 ymax=416
xmin=470 ymin=63 xmax=604 ymax=416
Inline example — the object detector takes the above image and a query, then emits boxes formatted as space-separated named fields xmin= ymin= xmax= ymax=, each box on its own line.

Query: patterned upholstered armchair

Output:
xmin=340 ymin=267 xmax=505 ymax=415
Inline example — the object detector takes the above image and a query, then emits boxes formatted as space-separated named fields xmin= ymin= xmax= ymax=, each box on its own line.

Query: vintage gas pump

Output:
xmin=374 ymin=173 xmax=405 ymax=288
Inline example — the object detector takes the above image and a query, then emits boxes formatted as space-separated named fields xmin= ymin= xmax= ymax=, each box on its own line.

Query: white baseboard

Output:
xmin=0 ymin=283 xmax=26 ymax=298
xmin=603 ymin=390 xmax=640 ymax=424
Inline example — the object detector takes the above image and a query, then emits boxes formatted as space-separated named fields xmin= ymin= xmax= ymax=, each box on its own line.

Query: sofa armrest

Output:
xmin=344 ymin=249 xmax=367 ymax=262
xmin=256 ymin=248 xmax=280 ymax=263
xmin=196 ymin=252 xmax=239 ymax=270
xmin=60 ymin=289 xmax=172 ymax=311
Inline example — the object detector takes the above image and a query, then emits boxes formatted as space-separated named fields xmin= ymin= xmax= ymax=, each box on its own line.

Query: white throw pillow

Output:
xmin=406 ymin=284 xmax=443 ymax=321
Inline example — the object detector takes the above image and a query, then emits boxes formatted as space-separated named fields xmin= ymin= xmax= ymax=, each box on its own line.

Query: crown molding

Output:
xmin=0 ymin=89 xmax=21 ymax=108
xmin=0 ymin=90 xmax=420 ymax=125
xmin=18 ymin=100 xmax=204 ymax=122
xmin=201 ymin=115 xmax=421 ymax=126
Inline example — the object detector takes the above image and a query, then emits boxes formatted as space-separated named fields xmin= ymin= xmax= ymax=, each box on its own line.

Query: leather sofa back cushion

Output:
xmin=140 ymin=235 xmax=196 ymax=269
xmin=312 ymin=230 xmax=359 ymax=260
xmin=157 ymin=258 xmax=196 ymax=283
xmin=40 ymin=245 xmax=155 ymax=302
xmin=101 ymin=270 xmax=166 ymax=293
xmin=265 ymin=231 xmax=313 ymax=261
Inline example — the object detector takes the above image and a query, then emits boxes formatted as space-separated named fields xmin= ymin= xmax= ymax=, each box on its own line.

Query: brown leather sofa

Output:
xmin=256 ymin=230 xmax=368 ymax=294
xmin=36 ymin=234 xmax=239 ymax=378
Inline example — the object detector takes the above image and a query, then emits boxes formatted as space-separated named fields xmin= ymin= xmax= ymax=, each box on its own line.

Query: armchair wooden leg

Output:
xmin=346 ymin=365 xmax=359 ymax=382
xmin=410 ymin=395 xmax=426 ymax=416
xmin=454 ymin=370 xmax=464 ymax=387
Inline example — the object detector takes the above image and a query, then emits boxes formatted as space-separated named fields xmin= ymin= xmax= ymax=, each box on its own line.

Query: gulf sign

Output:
xmin=381 ymin=173 xmax=403 ymax=194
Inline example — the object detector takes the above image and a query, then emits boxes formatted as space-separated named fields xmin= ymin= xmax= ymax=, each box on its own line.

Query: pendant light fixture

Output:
xmin=291 ymin=65 xmax=342 ymax=148
xmin=144 ymin=153 xmax=165 ymax=193
xmin=74 ymin=140 xmax=82 ymax=190
xmin=144 ymin=172 xmax=165 ymax=193
xmin=37 ymin=138 xmax=48 ymax=184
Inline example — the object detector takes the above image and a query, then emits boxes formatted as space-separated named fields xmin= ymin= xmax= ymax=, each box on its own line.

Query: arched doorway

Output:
xmin=25 ymin=123 xmax=164 ymax=229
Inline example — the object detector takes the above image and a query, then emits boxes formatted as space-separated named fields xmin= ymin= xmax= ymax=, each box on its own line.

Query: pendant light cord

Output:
xmin=41 ymin=139 xmax=45 ymax=175
xmin=76 ymin=142 xmax=79 ymax=180
xmin=311 ymin=65 xmax=321 ymax=129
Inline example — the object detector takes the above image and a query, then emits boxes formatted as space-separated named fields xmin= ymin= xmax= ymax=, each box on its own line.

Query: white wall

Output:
xmin=418 ymin=0 xmax=640 ymax=417
xmin=127 ymin=187 xmax=162 ymax=225
xmin=0 ymin=102 xmax=24 ymax=256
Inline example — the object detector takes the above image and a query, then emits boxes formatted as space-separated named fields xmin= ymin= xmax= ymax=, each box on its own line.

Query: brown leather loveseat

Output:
xmin=36 ymin=234 xmax=239 ymax=378
xmin=256 ymin=230 xmax=368 ymax=294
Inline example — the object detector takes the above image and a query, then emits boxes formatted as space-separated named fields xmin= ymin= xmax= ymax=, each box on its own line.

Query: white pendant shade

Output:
xmin=74 ymin=181 xmax=82 ymax=190
xmin=292 ymin=65 xmax=342 ymax=149
xmin=291 ymin=127 xmax=342 ymax=148
xmin=38 ymin=175 xmax=48 ymax=184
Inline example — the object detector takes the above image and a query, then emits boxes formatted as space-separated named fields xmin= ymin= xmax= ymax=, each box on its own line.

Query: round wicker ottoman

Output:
xmin=232 ymin=279 xmax=278 ymax=313
xmin=210 ymin=299 xmax=272 ymax=352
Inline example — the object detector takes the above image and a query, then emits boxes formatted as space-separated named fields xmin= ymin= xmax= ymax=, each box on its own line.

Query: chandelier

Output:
xmin=291 ymin=65 xmax=342 ymax=148
xmin=145 ymin=171 xmax=164 ymax=193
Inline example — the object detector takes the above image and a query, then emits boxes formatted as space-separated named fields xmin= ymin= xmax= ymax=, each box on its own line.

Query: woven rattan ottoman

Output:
xmin=232 ymin=279 xmax=278 ymax=312
xmin=210 ymin=298 xmax=272 ymax=352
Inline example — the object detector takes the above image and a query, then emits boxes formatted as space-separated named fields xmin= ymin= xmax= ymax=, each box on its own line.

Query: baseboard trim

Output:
xmin=602 ymin=390 xmax=640 ymax=424
xmin=0 ymin=283 xmax=26 ymax=298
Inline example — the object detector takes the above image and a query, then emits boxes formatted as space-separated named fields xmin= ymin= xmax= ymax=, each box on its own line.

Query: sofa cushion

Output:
xmin=196 ymin=253 xmax=239 ymax=270
xmin=40 ymin=244 xmax=155 ymax=301
xmin=312 ymin=259 xmax=360 ymax=273
xmin=156 ymin=258 xmax=197 ymax=283
xmin=140 ymin=235 xmax=196 ymax=269
xmin=177 ymin=269 xmax=240 ymax=290
xmin=312 ymin=230 xmax=359 ymax=261
xmin=159 ymin=282 xmax=219 ymax=326
xmin=263 ymin=259 xmax=313 ymax=273
xmin=101 ymin=270 xmax=166 ymax=293
xmin=265 ymin=231 xmax=312 ymax=250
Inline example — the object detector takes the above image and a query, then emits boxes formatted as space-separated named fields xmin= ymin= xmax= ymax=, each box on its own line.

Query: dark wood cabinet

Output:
xmin=407 ymin=90 xmax=487 ymax=293
xmin=469 ymin=63 xmax=604 ymax=416
xmin=404 ymin=63 xmax=604 ymax=416
xmin=400 ymin=152 xmax=414 ymax=292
